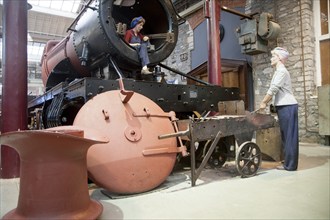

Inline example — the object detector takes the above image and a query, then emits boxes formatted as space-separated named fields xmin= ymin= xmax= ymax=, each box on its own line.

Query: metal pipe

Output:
xmin=0 ymin=0 xmax=28 ymax=178
xmin=158 ymin=63 xmax=211 ymax=85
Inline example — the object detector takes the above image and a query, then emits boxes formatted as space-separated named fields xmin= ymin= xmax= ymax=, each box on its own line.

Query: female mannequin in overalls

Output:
xmin=124 ymin=16 xmax=152 ymax=74
xmin=259 ymin=47 xmax=299 ymax=171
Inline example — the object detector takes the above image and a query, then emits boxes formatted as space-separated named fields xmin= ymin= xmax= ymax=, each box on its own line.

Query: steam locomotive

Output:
xmin=28 ymin=0 xmax=241 ymax=194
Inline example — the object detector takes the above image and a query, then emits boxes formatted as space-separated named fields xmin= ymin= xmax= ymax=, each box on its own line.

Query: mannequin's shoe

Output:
xmin=141 ymin=68 xmax=153 ymax=75
xmin=276 ymin=165 xmax=286 ymax=170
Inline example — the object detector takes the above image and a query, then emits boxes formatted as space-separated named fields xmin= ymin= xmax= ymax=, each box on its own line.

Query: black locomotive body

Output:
xmin=29 ymin=0 xmax=240 ymax=129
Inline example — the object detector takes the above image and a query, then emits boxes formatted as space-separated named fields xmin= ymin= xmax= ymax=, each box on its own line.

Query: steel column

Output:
xmin=0 ymin=0 xmax=28 ymax=178
xmin=205 ymin=0 xmax=222 ymax=85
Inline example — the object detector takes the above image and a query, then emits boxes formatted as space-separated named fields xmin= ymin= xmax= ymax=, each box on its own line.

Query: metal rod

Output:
xmin=108 ymin=56 xmax=124 ymax=79
xmin=221 ymin=6 xmax=252 ymax=19
xmin=158 ymin=63 xmax=211 ymax=85
xmin=67 ymin=0 xmax=94 ymax=32
xmin=192 ymin=130 xmax=223 ymax=186
xmin=158 ymin=129 xmax=189 ymax=139
xmin=190 ymin=133 xmax=197 ymax=186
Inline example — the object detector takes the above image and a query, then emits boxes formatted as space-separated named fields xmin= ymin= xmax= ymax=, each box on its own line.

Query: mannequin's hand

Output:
xmin=259 ymin=102 xmax=267 ymax=110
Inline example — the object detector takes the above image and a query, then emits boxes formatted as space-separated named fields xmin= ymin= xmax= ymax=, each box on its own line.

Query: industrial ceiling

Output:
xmin=0 ymin=0 xmax=85 ymax=62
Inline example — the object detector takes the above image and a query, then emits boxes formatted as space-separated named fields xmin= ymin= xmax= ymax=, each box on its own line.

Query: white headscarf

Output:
xmin=272 ymin=47 xmax=289 ymax=62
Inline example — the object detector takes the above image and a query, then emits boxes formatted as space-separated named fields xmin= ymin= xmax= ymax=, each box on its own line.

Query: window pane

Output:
xmin=320 ymin=0 xmax=329 ymax=35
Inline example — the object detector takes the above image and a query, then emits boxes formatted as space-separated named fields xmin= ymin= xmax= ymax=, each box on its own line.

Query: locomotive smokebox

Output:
xmin=42 ymin=0 xmax=179 ymax=89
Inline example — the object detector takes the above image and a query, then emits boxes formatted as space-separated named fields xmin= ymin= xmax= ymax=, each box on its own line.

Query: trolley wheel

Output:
xmin=235 ymin=141 xmax=261 ymax=177
xmin=209 ymin=152 xmax=227 ymax=168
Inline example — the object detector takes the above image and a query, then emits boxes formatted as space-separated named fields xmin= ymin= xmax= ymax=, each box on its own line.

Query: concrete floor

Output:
xmin=1 ymin=142 xmax=329 ymax=219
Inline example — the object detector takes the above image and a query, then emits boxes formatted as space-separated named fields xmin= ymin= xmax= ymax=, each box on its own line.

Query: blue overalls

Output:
xmin=130 ymin=35 xmax=150 ymax=67
xmin=276 ymin=104 xmax=299 ymax=170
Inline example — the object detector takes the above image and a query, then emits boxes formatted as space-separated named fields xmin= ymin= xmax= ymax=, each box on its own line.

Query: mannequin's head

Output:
xmin=271 ymin=47 xmax=289 ymax=66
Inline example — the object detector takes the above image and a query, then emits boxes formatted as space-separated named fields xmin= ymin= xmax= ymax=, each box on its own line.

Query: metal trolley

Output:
xmin=160 ymin=100 xmax=277 ymax=186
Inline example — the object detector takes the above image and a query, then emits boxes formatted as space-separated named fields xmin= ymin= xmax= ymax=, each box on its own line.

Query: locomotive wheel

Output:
xmin=235 ymin=142 xmax=261 ymax=177
xmin=73 ymin=90 xmax=177 ymax=194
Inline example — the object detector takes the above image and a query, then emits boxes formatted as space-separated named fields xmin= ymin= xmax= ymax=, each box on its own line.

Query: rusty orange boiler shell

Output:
xmin=73 ymin=90 xmax=177 ymax=194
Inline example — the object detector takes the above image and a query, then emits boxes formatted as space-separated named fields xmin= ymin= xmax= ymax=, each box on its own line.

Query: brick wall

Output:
xmin=161 ymin=21 xmax=193 ymax=84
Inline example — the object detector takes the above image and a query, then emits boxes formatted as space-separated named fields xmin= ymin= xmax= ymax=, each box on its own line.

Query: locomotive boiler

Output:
xmin=41 ymin=0 xmax=179 ymax=89
xmin=28 ymin=0 xmax=242 ymax=194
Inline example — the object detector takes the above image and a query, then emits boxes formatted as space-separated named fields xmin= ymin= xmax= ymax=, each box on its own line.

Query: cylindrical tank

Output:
xmin=41 ymin=0 xmax=179 ymax=89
